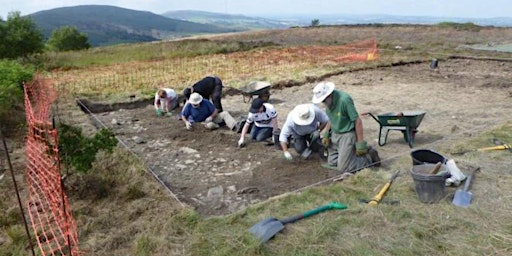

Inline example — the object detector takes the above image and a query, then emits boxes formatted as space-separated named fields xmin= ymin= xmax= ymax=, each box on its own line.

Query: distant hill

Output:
xmin=260 ymin=13 xmax=512 ymax=27
xmin=28 ymin=5 xmax=240 ymax=46
xmin=162 ymin=10 xmax=290 ymax=30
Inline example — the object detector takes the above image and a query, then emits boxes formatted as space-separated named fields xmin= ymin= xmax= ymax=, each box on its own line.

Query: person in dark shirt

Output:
xmin=183 ymin=76 xmax=224 ymax=112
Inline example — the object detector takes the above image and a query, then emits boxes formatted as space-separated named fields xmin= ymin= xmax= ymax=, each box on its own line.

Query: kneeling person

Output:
xmin=180 ymin=93 xmax=237 ymax=130
xmin=154 ymin=88 xmax=178 ymax=116
xmin=238 ymin=98 xmax=278 ymax=147
xmin=279 ymin=104 xmax=330 ymax=160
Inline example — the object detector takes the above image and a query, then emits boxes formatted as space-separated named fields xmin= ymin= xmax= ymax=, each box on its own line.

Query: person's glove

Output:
xmin=322 ymin=137 xmax=330 ymax=147
xmin=283 ymin=151 xmax=293 ymax=160
xmin=238 ymin=138 xmax=246 ymax=148
xmin=205 ymin=116 xmax=213 ymax=123
xmin=185 ymin=121 xmax=192 ymax=130
xmin=355 ymin=140 xmax=368 ymax=156
xmin=156 ymin=109 xmax=163 ymax=116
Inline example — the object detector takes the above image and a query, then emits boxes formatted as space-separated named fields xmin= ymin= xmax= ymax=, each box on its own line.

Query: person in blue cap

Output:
xmin=238 ymin=98 xmax=279 ymax=147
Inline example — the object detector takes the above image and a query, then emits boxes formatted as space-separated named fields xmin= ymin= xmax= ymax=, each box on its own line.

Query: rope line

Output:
xmin=74 ymin=98 xmax=186 ymax=208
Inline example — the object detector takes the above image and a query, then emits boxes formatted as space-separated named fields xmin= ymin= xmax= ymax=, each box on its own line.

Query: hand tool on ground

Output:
xmin=452 ymin=167 xmax=480 ymax=207
xmin=430 ymin=162 xmax=443 ymax=175
xmin=364 ymin=170 xmax=400 ymax=205
xmin=248 ymin=201 xmax=347 ymax=243
xmin=451 ymin=139 xmax=511 ymax=155
xmin=477 ymin=144 xmax=511 ymax=152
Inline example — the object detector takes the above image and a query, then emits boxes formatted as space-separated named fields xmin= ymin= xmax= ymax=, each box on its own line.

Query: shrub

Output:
xmin=0 ymin=60 xmax=34 ymax=131
xmin=58 ymin=123 xmax=118 ymax=174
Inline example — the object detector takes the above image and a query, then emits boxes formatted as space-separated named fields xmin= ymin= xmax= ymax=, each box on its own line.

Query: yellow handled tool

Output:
xmin=367 ymin=170 xmax=400 ymax=205
xmin=477 ymin=144 xmax=511 ymax=152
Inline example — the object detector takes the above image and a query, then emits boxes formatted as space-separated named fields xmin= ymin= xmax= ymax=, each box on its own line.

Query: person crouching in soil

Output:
xmin=183 ymin=76 xmax=224 ymax=113
xmin=238 ymin=98 xmax=279 ymax=147
xmin=279 ymin=103 xmax=330 ymax=160
xmin=154 ymin=88 xmax=179 ymax=116
xmin=312 ymin=81 xmax=381 ymax=173
xmin=180 ymin=92 xmax=237 ymax=131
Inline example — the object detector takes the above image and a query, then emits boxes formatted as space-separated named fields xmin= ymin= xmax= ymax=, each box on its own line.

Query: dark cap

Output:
xmin=249 ymin=98 xmax=265 ymax=113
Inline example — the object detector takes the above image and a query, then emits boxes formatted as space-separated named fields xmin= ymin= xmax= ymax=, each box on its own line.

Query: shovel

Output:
xmin=248 ymin=201 xmax=347 ymax=243
xmin=452 ymin=167 xmax=480 ymax=207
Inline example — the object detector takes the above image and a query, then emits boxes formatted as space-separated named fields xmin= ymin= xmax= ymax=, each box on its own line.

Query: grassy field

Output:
xmin=44 ymin=24 xmax=512 ymax=101
xmin=2 ymin=24 xmax=512 ymax=255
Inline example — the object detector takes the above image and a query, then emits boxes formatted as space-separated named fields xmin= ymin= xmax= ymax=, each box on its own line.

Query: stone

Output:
xmin=207 ymin=186 xmax=224 ymax=199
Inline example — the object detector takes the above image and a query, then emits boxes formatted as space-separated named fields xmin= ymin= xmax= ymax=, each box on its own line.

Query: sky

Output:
xmin=2 ymin=0 xmax=512 ymax=19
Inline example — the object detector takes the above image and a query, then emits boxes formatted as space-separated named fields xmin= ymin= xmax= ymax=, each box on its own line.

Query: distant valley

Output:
xmin=25 ymin=5 xmax=512 ymax=47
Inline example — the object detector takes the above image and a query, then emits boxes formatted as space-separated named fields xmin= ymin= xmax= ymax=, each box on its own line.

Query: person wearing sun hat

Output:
xmin=180 ymin=92 xmax=237 ymax=131
xmin=237 ymin=98 xmax=279 ymax=147
xmin=312 ymin=81 xmax=380 ymax=173
xmin=182 ymin=76 xmax=224 ymax=112
xmin=278 ymin=103 xmax=330 ymax=160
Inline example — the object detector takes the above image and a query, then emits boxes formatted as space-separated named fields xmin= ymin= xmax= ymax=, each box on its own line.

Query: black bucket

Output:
xmin=411 ymin=149 xmax=447 ymax=166
xmin=273 ymin=128 xmax=281 ymax=150
xmin=430 ymin=59 xmax=438 ymax=69
xmin=410 ymin=164 xmax=447 ymax=203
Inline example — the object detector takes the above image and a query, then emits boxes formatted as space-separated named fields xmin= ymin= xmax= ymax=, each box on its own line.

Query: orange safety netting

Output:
xmin=333 ymin=38 xmax=379 ymax=62
xmin=24 ymin=75 xmax=80 ymax=255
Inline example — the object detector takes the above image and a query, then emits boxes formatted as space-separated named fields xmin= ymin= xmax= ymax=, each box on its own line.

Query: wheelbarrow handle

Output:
xmin=280 ymin=202 xmax=347 ymax=225
xmin=361 ymin=112 xmax=380 ymax=124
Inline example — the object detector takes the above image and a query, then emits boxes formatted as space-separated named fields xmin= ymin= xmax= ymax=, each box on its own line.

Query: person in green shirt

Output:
xmin=312 ymin=81 xmax=380 ymax=173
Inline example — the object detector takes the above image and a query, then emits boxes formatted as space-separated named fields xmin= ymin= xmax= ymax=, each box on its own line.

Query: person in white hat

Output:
xmin=182 ymin=76 xmax=224 ymax=112
xmin=312 ymin=81 xmax=380 ymax=173
xmin=278 ymin=103 xmax=330 ymax=160
xmin=180 ymin=92 xmax=237 ymax=131
xmin=154 ymin=88 xmax=178 ymax=116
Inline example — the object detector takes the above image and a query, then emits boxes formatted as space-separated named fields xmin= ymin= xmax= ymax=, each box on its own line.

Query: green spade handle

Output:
xmin=281 ymin=201 xmax=347 ymax=224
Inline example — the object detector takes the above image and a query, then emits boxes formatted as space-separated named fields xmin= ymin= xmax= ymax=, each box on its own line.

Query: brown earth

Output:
xmin=84 ymin=58 xmax=512 ymax=217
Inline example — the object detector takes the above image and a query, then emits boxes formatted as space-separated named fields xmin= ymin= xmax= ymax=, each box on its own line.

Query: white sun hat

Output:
xmin=189 ymin=92 xmax=203 ymax=105
xmin=312 ymin=81 xmax=335 ymax=104
xmin=292 ymin=104 xmax=315 ymax=126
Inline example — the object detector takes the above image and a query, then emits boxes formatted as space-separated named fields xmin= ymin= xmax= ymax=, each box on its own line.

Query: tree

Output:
xmin=46 ymin=26 xmax=91 ymax=52
xmin=0 ymin=11 xmax=44 ymax=59
xmin=310 ymin=19 xmax=320 ymax=27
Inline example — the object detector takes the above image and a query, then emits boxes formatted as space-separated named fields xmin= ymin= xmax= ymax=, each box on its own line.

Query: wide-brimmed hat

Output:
xmin=189 ymin=92 xmax=203 ymax=105
xmin=292 ymin=104 xmax=315 ymax=126
xmin=249 ymin=98 xmax=265 ymax=113
xmin=312 ymin=82 xmax=335 ymax=104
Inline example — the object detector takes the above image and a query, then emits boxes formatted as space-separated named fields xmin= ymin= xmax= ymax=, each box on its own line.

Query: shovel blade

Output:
xmin=248 ymin=217 xmax=285 ymax=243
xmin=452 ymin=189 xmax=472 ymax=207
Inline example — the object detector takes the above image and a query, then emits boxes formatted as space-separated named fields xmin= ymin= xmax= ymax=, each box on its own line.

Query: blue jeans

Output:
xmin=251 ymin=126 xmax=273 ymax=141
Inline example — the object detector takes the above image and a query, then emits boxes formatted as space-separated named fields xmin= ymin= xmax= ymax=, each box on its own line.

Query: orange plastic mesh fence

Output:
xmin=24 ymin=75 xmax=80 ymax=255
xmin=49 ymin=38 xmax=378 ymax=96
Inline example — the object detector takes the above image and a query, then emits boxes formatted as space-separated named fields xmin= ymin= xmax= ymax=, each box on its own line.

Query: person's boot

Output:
xmin=368 ymin=146 xmax=381 ymax=167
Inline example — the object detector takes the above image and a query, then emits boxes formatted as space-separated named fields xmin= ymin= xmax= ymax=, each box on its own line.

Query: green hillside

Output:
xmin=28 ymin=5 xmax=241 ymax=46
xmin=162 ymin=10 xmax=290 ymax=30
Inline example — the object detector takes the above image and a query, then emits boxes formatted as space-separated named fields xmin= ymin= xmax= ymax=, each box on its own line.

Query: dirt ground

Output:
xmin=86 ymin=58 xmax=512 ymax=217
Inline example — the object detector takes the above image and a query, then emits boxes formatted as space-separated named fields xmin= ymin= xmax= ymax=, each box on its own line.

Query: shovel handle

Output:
xmin=280 ymin=202 xmax=347 ymax=224
xmin=477 ymin=144 xmax=511 ymax=151
xmin=462 ymin=167 xmax=480 ymax=192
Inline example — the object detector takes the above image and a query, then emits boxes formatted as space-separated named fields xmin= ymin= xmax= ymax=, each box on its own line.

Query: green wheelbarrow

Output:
xmin=240 ymin=81 xmax=271 ymax=103
xmin=363 ymin=110 xmax=426 ymax=148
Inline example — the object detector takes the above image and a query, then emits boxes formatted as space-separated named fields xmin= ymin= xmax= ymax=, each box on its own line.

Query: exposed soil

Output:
xmin=84 ymin=58 xmax=512 ymax=217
